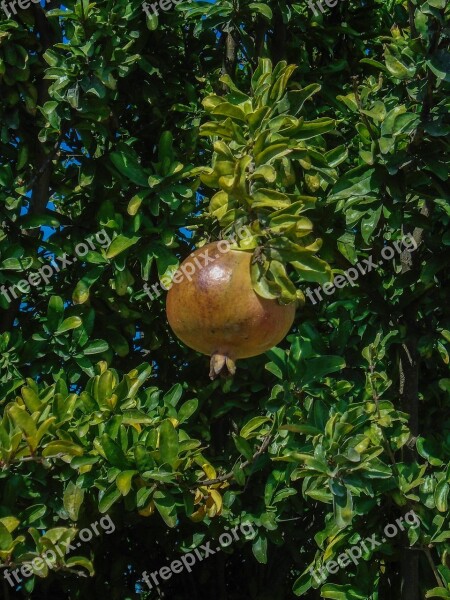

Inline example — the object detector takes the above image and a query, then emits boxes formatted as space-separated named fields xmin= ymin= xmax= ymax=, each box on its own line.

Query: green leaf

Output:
xmin=333 ymin=487 xmax=353 ymax=528
xmin=252 ymin=189 xmax=290 ymax=210
xmin=361 ymin=205 xmax=382 ymax=243
xmin=145 ymin=11 xmax=158 ymax=30
xmin=325 ymin=145 xmax=348 ymax=168
xmin=72 ymin=266 xmax=105 ymax=304
xmin=99 ymin=485 xmax=121 ymax=513
xmin=255 ymin=143 xmax=290 ymax=167
xmin=105 ymin=234 xmax=140 ymax=259
xmin=267 ymin=259 xmax=298 ymax=302
xmin=305 ymin=487 xmax=333 ymax=502
xmin=248 ymin=2 xmax=272 ymax=20
xmin=384 ymin=48 xmax=416 ymax=80
xmin=251 ymin=164 xmax=277 ymax=183
xmin=0 ymin=522 xmax=13 ymax=552
xmin=336 ymin=93 xmax=358 ymax=112
xmin=0 ymin=257 xmax=34 ymax=271
xmin=110 ymin=151 xmax=149 ymax=186
xmin=47 ymin=296 xmax=64 ymax=332
xmin=278 ymin=84 xmax=321 ymax=116
xmin=240 ymin=416 xmax=271 ymax=439
xmin=8 ymin=405 xmax=37 ymax=446
xmin=290 ymin=254 xmax=332 ymax=285
xmin=153 ymin=489 xmax=177 ymax=527
xmin=427 ymin=50 xmax=450 ymax=83
xmin=100 ymin=433 xmax=130 ymax=469
xmin=63 ymin=482 xmax=85 ymax=521
xmin=360 ymin=58 xmax=389 ymax=72
xmin=43 ymin=440 xmax=84 ymax=458
xmin=21 ymin=386 xmax=42 ymax=412
xmin=83 ymin=339 xmax=109 ymax=355
xmin=220 ymin=76 xmax=250 ymax=103
xmin=295 ymin=118 xmax=336 ymax=140
xmin=321 ymin=584 xmax=368 ymax=599
xmin=300 ymin=356 xmax=346 ymax=386
xmin=20 ymin=214 xmax=61 ymax=229
xmin=212 ymin=102 xmax=246 ymax=122
xmin=55 ymin=316 xmax=82 ymax=334
xmin=416 ymin=437 xmax=444 ymax=466
xmin=260 ymin=512 xmax=278 ymax=530
xmin=434 ymin=481 xmax=449 ymax=512
xmin=65 ymin=556 xmax=95 ymax=576
xmin=0 ymin=517 xmax=19 ymax=533
xmin=329 ymin=166 xmax=377 ymax=201
xmin=425 ymin=590 xmax=450 ymax=599
xmin=337 ymin=232 xmax=357 ymax=263
xmin=233 ymin=435 xmax=254 ymax=461
xmin=142 ymin=470 xmax=176 ymax=483
xmin=177 ymin=399 xmax=198 ymax=423
xmin=232 ymin=463 xmax=246 ymax=486
xmin=293 ymin=570 xmax=313 ymax=595
xmin=116 ymin=470 xmax=138 ymax=496
xmin=127 ymin=190 xmax=150 ymax=215
xmin=19 ymin=506 xmax=46 ymax=530
xmin=199 ymin=121 xmax=234 ymax=140
xmin=159 ymin=420 xmax=179 ymax=466
xmin=252 ymin=533 xmax=268 ymax=564
xmin=163 ymin=383 xmax=183 ymax=407
xmin=280 ymin=424 xmax=322 ymax=435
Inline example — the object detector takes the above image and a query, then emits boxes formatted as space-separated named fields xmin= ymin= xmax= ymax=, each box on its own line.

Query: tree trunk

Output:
xmin=398 ymin=208 xmax=429 ymax=600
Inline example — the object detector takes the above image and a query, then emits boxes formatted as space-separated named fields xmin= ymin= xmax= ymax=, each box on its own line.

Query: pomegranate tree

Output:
xmin=166 ymin=242 xmax=296 ymax=378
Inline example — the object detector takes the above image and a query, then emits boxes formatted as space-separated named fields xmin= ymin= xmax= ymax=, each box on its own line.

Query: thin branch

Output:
xmin=232 ymin=27 xmax=257 ymax=71
xmin=1 ymin=453 xmax=65 ymax=470
xmin=60 ymin=566 xmax=89 ymax=578
xmin=25 ymin=129 xmax=65 ymax=192
xmin=191 ymin=435 xmax=272 ymax=487
xmin=368 ymin=361 xmax=401 ymax=478
xmin=352 ymin=76 xmax=378 ymax=142
xmin=408 ymin=0 xmax=418 ymax=38
xmin=423 ymin=546 xmax=445 ymax=588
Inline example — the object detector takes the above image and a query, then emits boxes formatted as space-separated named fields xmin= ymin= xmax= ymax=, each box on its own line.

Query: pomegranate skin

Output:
xmin=166 ymin=242 xmax=296 ymax=377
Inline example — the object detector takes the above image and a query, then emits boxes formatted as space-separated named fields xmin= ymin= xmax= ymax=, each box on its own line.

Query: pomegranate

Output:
xmin=166 ymin=241 xmax=296 ymax=379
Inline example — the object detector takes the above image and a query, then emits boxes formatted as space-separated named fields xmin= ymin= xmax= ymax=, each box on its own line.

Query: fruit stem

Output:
xmin=209 ymin=354 xmax=236 ymax=380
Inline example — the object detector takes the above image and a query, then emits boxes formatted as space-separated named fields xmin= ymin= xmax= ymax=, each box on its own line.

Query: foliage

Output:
xmin=198 ymin=61 xmax=334 ymax=303
xmin=0 ymin=0 xmax=449 ymax=598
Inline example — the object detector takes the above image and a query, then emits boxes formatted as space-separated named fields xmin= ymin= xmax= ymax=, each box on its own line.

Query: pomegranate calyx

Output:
xmin=209 ymin=353 xmax=237 ymax=380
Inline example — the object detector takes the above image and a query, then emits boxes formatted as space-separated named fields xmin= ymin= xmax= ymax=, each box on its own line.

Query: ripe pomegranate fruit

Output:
xmin=166 ymin=241 xmax=296 ymax=379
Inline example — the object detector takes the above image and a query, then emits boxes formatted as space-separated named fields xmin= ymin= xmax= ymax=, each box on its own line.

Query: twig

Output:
xmin=423 ymin=546 xmax=445 ymax=588
xmin=191 ymin=435 xmax=272 ymax=487
xmin=60 ymin=566 xmax=89 ymax=578
xmin=25 ymin=129 xmax=65 ymax=191
xmin=1 ymin=453 xmax=65 ymax=470
xmin=408 ymin=0 xmax=418 ymax=39
xmin=352 ymin=76 xmax=378 ymax=142
xmin=368 ymin=361 xmax=401 ymax=478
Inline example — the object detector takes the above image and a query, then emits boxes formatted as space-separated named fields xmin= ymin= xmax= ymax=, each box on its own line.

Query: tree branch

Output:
xmin=191 ymin=435 xmax=272 ymax=487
